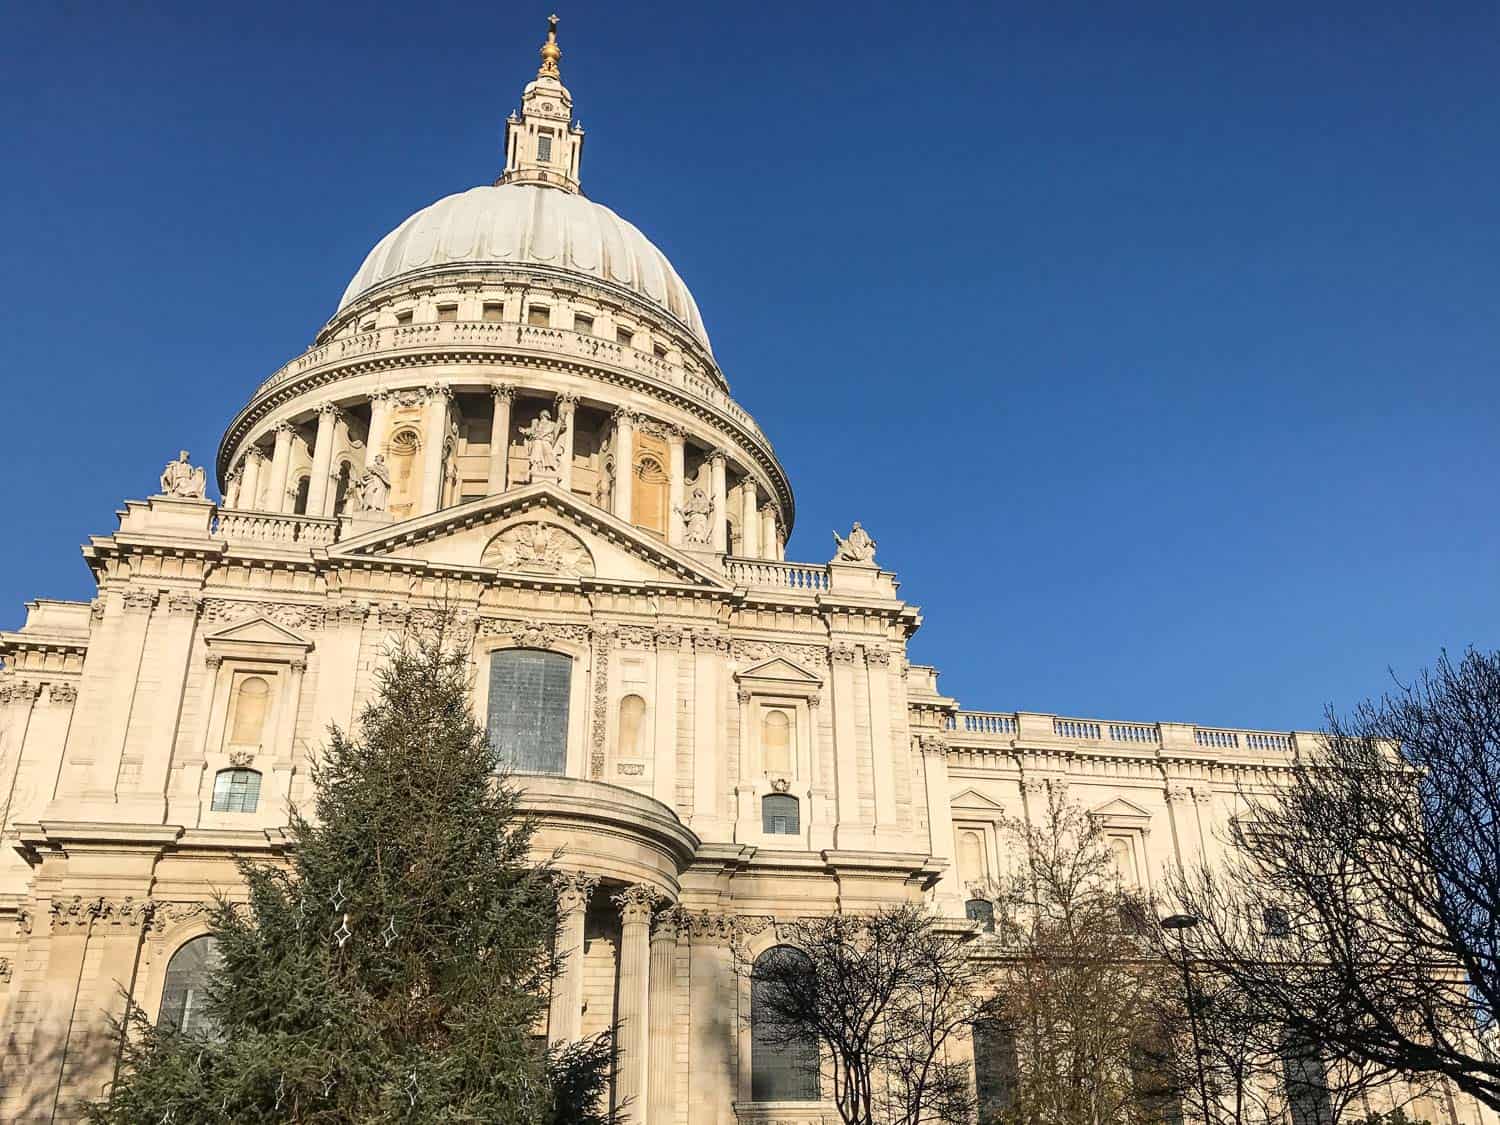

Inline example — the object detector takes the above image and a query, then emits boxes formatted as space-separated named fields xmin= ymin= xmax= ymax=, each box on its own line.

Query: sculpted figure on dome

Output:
xmin=677 ymin=487 xmax=715 ymax=546
xmin=519 ymin=410 xmax=566 ymax=482
xmin=352 ymin=454 xmax=390 ymax=513
xmin=159 ymin=450 xmax=207 ymax=498
xmin=832 ymin=521 xmax=877 ymax=564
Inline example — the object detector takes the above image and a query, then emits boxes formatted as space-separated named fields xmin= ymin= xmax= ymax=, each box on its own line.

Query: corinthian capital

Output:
xmin=554 ymin=871 xmax=599 ymax=914
xmin=613 ymin=884 xmax=661 ymax=925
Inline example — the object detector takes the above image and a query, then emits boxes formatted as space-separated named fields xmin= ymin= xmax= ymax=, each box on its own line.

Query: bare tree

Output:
xmin=979 ymin=789 xmax=1175 ymax=1125
xmin=740 ymin=904 xmax=983 ymax=1125
xmin=1166 ymin=648 xmax=1500 ymax=1112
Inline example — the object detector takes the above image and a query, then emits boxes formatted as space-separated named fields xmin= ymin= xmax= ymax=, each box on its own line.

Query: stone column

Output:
xmin=709 ymin=450 xmax=728 ymax=553
xmin=648 ymin=907 xmax=684 ymax=1125
xmin=866 ymin=647 xmax=897 ymax=834
xmin=653 ymin=628 xmax=681 ymax=807
xmin=238 ymin=448 xmax=263 ymax=509
xmin=613 ymin=408 xmax=635 ymax=522
xmin=920 ymin=734 xmax=963 ymax=911
xmin=488 ymin=385 xmax=514 ymax=496
xmin=557 ymin=392 xmax=578 ymax=493
xmin=548 ymin=872 xmax=598 ymax=1047
xmin=614 ymin=884 xmax=658 ymax=1125
xmin=666 ymin=428 xmax=686 ymax=546
xmin=306 ymin=403 xmax=339 ymax=517
xmin=829 ymin=642 xmax=864 ymax=846
xmin=691 ymin=633 xmax=727 ymax=836
xmin=419 ymin=385 xmax=451 ymax=515
xmin=267 ymin=422 xmax=295 ymax=514
xmin=738 ymin=480 xmax=760 ymax=558
xmin=759 ymin=503 xmax=777 ymax=561
xmin=223 ymin=465 xmax=242 ymax=509
xmin=367 ymin=389 xmax=393 ymax=460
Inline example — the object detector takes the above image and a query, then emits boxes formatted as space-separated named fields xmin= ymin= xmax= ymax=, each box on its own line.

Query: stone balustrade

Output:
xmin=945 ymin=708 xmax=1312 ymax=758
xmin=724 ymin=557 xmax=830 ymax=592
xmin=251 ymin=320 xmax=766 ymax=442
xmin=216 ymin=510 xmax=340 ymax=548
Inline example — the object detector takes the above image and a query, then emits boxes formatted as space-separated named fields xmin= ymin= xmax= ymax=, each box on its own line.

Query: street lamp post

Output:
xmin=1162 ymin=913 xmax=1214 ymax=1125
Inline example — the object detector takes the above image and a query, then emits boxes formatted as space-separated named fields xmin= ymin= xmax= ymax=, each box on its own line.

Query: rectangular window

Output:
xmin=536 ymin=131 xmax=553 ymax=163
xmin=653 ymin=342 xmax=669 ymax=359
xmin=573 ymin=313 xmax=595 ymax=335
xmin=527 ymin=305 xmax=551 ymax=327
xmin=436 ymin=303 xmax=458 ymax=323
xmin=616 ymin=326 xmax=634 ymax=347
xmin=482 ymin=301 xmax=504 ymax=323
xmin=487 ymin=650 xmax=572 ymax=775
xmin=395 ymin=309 xmax=413 ymax=326
xmin=211 ymin=768 xmax=262 ymax=814
xmin=359 ymin=319 xmax=376 ymax=333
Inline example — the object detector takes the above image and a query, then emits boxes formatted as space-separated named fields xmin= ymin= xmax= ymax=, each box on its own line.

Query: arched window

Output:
xmin=751 ymin=946 xmax=819 ymax=1102
xmin=292 ymin=474 xmax=311 ymax=515
xmin=617 ymin=694 xmax=646 ymax=760
xmin=762 ymin=793 xmax=800 ymax=835
xmin=227 ymin=675 xmax=271 ymax=750
xmin=487 ymin=649 xmax=571 ymax=775
xmin=387 ymin=428 xmax=421 ymax=516
xmin=965 ymin=897 xmax=995 ymax=933
xmin=762 ymin=710 xmax=792 ymax=775
xmin=332 ymin=460 xmax=353 ymax=515
xmin=211 ymin=768 xmax=261 ymax=813
xmin=1110 ymin=834 xmax=1139 ymax=888
xmin=973 ymin=1019 xmax=1018 ymax=1119
xmin=958 ymin=830 xmax=986 ymax=885
xmin=159 ymin=935 xmax=221 ymax=1038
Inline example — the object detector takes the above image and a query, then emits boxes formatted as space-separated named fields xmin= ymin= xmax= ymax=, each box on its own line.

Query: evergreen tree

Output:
xmin=89 ymin=623 xmax=613 ymax=1124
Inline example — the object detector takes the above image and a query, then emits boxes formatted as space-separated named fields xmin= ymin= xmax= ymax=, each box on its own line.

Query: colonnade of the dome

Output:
xmin=217 ymin=277 xmax=791 ymax=561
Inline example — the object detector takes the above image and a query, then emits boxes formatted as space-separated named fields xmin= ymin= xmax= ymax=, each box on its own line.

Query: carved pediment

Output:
xmin=951 ymin=787 xmax=1007 ymax=812
xmin=202 ymin=616 xmax=311 ymax=651
xmin=1090 ymin=797 xmax=1153 ymax=828
xmin=329 ymin=484 xmax=731 ymax=590
xmin=737 ymin=656 xmax=822 ymax=686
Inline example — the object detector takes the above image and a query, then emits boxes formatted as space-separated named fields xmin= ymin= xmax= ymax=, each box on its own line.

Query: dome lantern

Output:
xmin=499 ymin=14 xmax=585 ymax=194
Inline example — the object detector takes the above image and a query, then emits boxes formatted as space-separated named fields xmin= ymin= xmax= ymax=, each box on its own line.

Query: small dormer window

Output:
xmin=616 ymin=326 xmax=634 ymax=347
xmin=653 ymin=342 xmax=668 ymax=359
xmin=482 ymin=302 xmax=504 ymax=323
xmin=528 ymin=305 xmax=550 ymax=327
xmin=395 ymin=309 xmax=413 ymax=326
xmin=537 ymin=131 xmax=553 ymax=163
xmin=573 ymin=313 xmax=594 ymax=335
xmin=436 ymin=303 xmax=458 ymax=323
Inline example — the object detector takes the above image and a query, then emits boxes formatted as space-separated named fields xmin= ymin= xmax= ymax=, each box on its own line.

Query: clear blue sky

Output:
xmin=2 ymin=2 xmax=1496 ymax=730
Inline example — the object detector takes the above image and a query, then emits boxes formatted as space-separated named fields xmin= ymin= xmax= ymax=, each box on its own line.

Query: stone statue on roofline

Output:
xmin=832 ymin=521 xmax=877 ymax=564
xmin=159 ymin=450 xmax=207 ymax=498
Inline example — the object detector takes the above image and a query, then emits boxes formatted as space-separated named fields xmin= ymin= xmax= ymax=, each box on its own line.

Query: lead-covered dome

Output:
xmin=338 ymin=184 xmax=711 ymax=352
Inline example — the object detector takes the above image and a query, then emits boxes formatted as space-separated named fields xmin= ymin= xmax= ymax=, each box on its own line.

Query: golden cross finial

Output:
xmin=538 ymin=13 xmax=562 ymax=76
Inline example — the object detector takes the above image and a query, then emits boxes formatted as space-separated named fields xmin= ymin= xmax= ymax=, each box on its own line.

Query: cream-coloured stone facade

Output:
xmin=0 ymin=21 xmax=1490 ymax=1125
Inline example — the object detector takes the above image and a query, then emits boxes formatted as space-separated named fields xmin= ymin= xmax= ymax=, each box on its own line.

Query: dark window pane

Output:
xmin=762 ymin=794 xmax=800 ymax=835
xmin=211 ymin=769 xmax=261 ymax=813
xmin=487 ymin=649 xmax=571 ymax=775
xmin=751 ymin=946 xmax=819 ymax=1101
xmin=965 ymin=898 xmax=995 ymax=933
xmin=159 ymin=936 xmax=222 ymax=1039
xmin=973 ymin=1019 xmax=1018 ymax=1118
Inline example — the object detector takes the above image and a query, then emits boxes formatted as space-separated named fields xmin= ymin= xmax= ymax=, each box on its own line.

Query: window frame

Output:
xmin=479 ymin=646 xmax=579 ymax=778
xmin=210 ymin=767 xmax=262 ymax=813
xmin=762 ymin=793 xmax=800 ymax=835
xmin=749 ymin=945 xmax=821 ymax=1103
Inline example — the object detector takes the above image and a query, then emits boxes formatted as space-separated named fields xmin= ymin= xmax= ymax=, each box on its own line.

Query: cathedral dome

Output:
xmin=338 ymin=184 xmax=712 ymax=352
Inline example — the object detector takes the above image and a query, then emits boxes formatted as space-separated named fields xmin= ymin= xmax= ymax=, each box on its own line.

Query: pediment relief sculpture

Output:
xmin=481 ymin=522 xmax=595 ymax=578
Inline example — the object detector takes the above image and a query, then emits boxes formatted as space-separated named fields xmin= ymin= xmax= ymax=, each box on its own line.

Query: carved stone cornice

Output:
xmin=121 ymin=588 xmax=158 ymax=613
xmin=149 ymin=901 xmax=217 ymax=933
xmin=49 ymin=896 xmax=102 ymax=931
xmin=829 ymin=643 xmax=858 ymax=666
xmin=614 ymin=884 xmax=661 ymax=925
xmin=165 ymin=593 xmax=200 ymax=617
xmin=0 ymin=680 xmax=40 ymax=705
xmin=1165 ymin=784 xmax=1192 ymax=805
xmin=99 ymin=897 xmax=156 ymax=929
xmin=865 ymin=647 xmax=892 ymax=666
xmin=47 ymin=683 xmax=77 ymax=705
xmin=653 ymin=626 xmax=686 ymax=649
xmin=918 ymin=733 xmax=949 ymax=757
xmin=683 ymin=909 xmax=738 ymax=944
xmin=692 ymin=632 xmax=731 ymax=655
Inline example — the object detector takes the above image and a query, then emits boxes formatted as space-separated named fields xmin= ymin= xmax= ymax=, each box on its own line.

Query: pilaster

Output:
xmin=613 ymin=408 xmax=636 ymax=522
xmin=488 ymin=385 xmax=514 ymax=496
xmin=557 ymin=392 xmax=577 ymax=493
xmin=419 ymin=385 xmax=451 ymax=515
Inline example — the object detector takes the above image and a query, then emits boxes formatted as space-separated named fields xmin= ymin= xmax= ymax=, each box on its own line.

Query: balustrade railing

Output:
xmin=945 ymin=708 xmax=1302 ymax=758
xmin=724 ymin=558 xmax=830 ymax=592
xmin=216 ymin=510 xmax=340 ymax=548
xmin=252 ymin=320 xmax=765 ymax=440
